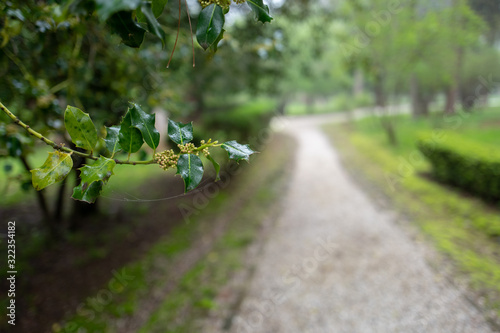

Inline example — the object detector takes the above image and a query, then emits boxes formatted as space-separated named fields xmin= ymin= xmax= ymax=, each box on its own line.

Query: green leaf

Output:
xmin=95 ymin=0 xmax=142 ymax=21
xmin=79 ymin=156 xmax=116 ymax=185
xmin=31 ymin=151 xmax=73 ymax=191
xmin=177 ymin=154 xmax=204 ymax=192
xmin=196 ymin=4 xmax=225 ymax=51
xmin=167 ymin=120 xmax=193 ymax=145
xmin=152 ymin=0 xmax=169 ymax=17
xmin=247 ymin=0 xmax=273 ymax=23
xmin=72 ymin=181 xmax=103 ymax=204
xmin=106 ymin=11 xmax=146 ymax=48
xmin=72 ymin=156 xmax=116 ymax=203
xmin=119 ymin=111 xmax=144 ymax=153
xmin=104 ymin=125 xmax=122 ymax=157
xmin=64 ymin=106 xmax=98 ymax=151
xmin=129 ymin=103 xmax=160 ymax=150
xmin=221 ymin=140 xmax=255 ymax=162
xmin=206 ymin=154 xmax=220 ymax=181
xmin=138 ymin=2 xmax=166 ymax=47
xmin=210 ymin=29 xmax=225 ymax=53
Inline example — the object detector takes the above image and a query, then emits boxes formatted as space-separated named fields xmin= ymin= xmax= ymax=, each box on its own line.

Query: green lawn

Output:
xmin=323 ymin=106 xmax=500 ymax=319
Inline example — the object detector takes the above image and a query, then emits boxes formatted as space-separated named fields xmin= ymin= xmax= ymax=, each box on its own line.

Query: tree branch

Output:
xmin=0 ymin=101 xmax=157 ymax=165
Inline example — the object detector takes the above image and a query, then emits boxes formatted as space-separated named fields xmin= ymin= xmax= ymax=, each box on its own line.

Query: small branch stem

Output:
xmin=0 ymin=100 xmax=157 ymax=166
xmin=0 ymin=101 xmax=97 ymax=160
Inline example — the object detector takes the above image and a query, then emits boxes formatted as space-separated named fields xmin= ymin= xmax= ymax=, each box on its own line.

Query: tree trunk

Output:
xmin=69 ymin=152 xmax=99 ymax=231
xmin=374 ymin=73 xmax=386 ymax=107
xmin=353 ymin=68 xmax=364 ymax=97
xmin=411 ymin=74 xmax=430 ymax=117
xmin=380 ymin=118 xmax=398 ymax=146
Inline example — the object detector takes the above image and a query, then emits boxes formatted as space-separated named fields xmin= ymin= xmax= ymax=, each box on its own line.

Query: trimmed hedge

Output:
xmin=417 ymin=132 xmax=500 ymax=202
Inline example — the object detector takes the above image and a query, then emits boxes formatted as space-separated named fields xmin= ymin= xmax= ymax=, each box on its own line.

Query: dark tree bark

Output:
xmin=410 ymin=74 xmax=430 ymax=117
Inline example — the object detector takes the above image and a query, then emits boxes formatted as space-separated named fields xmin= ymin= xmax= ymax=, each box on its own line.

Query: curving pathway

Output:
xmin=226 ymin=116 xmax=494 ymax=333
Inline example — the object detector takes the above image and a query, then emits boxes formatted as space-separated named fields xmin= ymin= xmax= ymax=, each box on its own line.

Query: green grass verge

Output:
xmin=55 ymin=133 xmax=295 ymax=333
xmin=322 ymin=114 xmax=500 ymax=319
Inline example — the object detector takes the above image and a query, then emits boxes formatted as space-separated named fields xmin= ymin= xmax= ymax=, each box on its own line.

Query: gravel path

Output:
xmin=227 ymin=119 xmax=494 ymax=333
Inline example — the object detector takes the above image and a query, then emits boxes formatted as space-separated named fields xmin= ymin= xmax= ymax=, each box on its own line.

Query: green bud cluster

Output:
xmin=178 ymin=143 xmax=197 ymax=154
xmin=198 ymin=0 xmax=246 ymax=9
xmin=155 ymin=149 xmax=179 ymax=170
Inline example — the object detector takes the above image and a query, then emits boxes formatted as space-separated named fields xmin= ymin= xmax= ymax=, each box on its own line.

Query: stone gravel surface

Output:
xmin=227 ymin=119 xmax=494 ymax=333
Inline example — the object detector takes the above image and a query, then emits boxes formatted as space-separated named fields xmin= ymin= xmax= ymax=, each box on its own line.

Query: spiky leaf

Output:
xmin=221 ymin=140 xmax=255 ymax=162
xmin=247 ymin=0 xmax=273 ymax=23
xmin=138 ymin=2 xmax=166 ymax=47
xmin=31 ymin=151 xmax=73 ymax=191
xmin=72 ymin=181 xmax=103 ymax=204
xmin=119 ymin=111 xmax=144 ymax=153
xmin=177 ymin=154 xmax=204 ymax=192
xmin=167 ymin=120 xmax=193 ymax=145
xmin=64 ymin=106 xmax=98 ymax=151
xmin=72 ymin=156 xmax=116 ymax=203
xmin=129 ymin=103 xmax=160 ymax=150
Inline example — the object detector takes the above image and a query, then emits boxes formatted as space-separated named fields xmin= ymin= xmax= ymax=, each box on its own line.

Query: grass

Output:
xmin=322 ymin=106 xmax=500 ymax=321
xmin=55 ymin=132 xmax=295 ymax=333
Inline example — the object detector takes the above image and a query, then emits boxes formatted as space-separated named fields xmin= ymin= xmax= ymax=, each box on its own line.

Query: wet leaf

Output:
xmin=196 ymin=4 xmax=225 ymax=50
xmin=119 ymin=111 xmax=144 ymax=153
xmin=72 ymin=156 xmax=115 ymax=203
xmin=31 ymin=151 xmax=73 ymax=191
xmin=104 ymin=125 xmax=122 ymax=157
xmin=72 ymin=180 xmax=103 ymax=203
xmin=247 ymin=0 xmax=273 ymax=23
xmin=177 ymin=154 xmax=204 ymax=192
xmin=221 ymin=140 xmax=255 ymax=162
xmin=64 ymin=105 xmax=98 ymax=151
xmin=129 ymin=103 xmax=160 ymax=150
xmin=167 ymin=120 xmax=193 ymax=145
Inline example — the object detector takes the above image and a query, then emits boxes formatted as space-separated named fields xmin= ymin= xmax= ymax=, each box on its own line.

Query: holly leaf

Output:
xmin=107 ymin=11 xmax=146 ymax=48
xmin=95 ymin=0 xmax=142 ymax=21
xmin=167 ymin=120 xmax=193 ymax=145
xmin=138 ymin=2 xmax=166 ymax=47
xmin=211 ymin=29 xmax=225 ymax=53
xmin=31 ymin=151 xmax=73 ymax=191
xmin=177 ymin=154 xmax=204 ymax=192
xmin=72 ymin=181 xmax=103 ymax=204
xmin=152 ymin=0 xmax=169 ymax=17
xmin=72 ymin=156 xmax=116 ymax=203
xmin=129 ymin=103 xmax=160 ymax=150
xmin=206 ymin=154 xmax=220 ymax=181
xmin=221 ymin=140 xmax=255 ymax=162
xmin=196 ymin=4 xmax=225 ymax=50
xmin=64 ymin=106 xmax=98 ymax=151
xmin=247 ymin=0 xmax=273 ymax=23
xmin=104 ymin=125 xmax=121 ymax=157
xmin=119 ymin=111 xmax=144 ymax=153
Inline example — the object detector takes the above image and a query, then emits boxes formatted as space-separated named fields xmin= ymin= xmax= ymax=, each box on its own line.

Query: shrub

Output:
xmin=417 ymin=132 xmax=500 ymax=202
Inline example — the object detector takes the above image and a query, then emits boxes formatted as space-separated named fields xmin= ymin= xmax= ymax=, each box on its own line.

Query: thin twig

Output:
xmin=0 ymin=100 xmax=156 ymax=165
xmin=167 ymin=0 xmax=182 ymax=68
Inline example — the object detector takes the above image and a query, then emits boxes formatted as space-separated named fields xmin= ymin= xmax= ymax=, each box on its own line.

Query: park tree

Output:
xmin=0 ymin=0 xmax=272 ymax=238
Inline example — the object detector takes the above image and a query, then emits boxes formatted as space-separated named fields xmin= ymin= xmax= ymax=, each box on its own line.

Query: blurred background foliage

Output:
xmin=1 ymin=0 xmax=500 ymax=235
